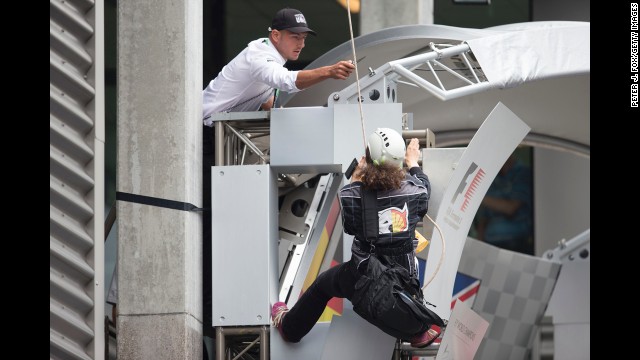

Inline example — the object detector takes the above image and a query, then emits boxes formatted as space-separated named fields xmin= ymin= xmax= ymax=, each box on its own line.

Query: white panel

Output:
xmin=270 ymin=323 xmax=331 ymax=360
xmin=270 ymin=103 xmax=402 ymax=174
xmin=211 ymin=165 xmax=277 ymax=326
xmin=418 ymin=148 xmax=465 ymax=245
xmin=321 ymin=308 xmax=396 ymax=360
xmin=423 ymin=103 xmax=530 ymax=320
xmin=50 ymin=0 xmax=104 ymax=358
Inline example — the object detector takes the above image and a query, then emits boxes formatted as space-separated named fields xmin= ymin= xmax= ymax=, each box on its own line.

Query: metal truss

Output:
xmin=329 ymin=42 xmax=493 ymax=105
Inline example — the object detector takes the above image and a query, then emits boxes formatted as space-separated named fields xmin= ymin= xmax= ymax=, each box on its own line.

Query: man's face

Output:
xmin=272 ymin=30 xmax=308 ymax=61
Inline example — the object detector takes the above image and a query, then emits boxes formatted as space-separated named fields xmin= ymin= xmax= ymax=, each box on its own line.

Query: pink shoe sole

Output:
xmin=410 ymin=325 xmax=441 ymax=348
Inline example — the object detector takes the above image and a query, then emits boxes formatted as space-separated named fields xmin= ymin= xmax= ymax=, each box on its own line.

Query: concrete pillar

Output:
xmin=116 ymin=1 xmax=203 ymax=359
xmin=360 ymin=0 xmax=434 ymax=34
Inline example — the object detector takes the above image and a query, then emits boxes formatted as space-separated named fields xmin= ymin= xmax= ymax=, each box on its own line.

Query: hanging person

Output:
xmin=271 ymin=128 xmax=443 ymax=348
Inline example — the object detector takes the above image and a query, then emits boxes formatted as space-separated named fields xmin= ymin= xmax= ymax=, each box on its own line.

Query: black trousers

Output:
xmin=280 ymin=249 xmax=419 ymax=343
xmin=280 ymin=258 xmax=360 ymax=343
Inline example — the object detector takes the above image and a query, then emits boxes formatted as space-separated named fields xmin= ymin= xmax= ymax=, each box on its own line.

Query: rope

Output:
xmin=346 ymin=0 xmax=367 ymax=150
xmin=421 ymin=213 xmax=446 ymax=291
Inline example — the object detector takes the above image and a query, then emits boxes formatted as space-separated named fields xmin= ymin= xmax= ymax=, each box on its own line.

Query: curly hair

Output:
xmin=360 ymin=148 xmax=406 ymax=191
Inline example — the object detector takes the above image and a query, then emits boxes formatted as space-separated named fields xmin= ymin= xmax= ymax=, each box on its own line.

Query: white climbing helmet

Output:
xmin=367 ymin=128 xmax=405 ymax=168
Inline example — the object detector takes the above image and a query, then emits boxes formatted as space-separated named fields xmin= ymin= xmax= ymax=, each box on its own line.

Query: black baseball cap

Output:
xmin=269 ymin=8 xmax=317 ymax=36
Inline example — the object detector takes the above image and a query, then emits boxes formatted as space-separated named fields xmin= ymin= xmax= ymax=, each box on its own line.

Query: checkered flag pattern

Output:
xmin=457 ymin=237 xmax=561 ymax=360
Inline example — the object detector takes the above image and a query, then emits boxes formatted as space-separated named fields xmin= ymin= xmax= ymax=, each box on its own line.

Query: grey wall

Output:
xmin=50 ymin=0 xmax=105 ymax=358
xmin=532 ymin=0 xmax=590 ymax=21
xmin=533 ymin=149 xmax=590 ymax=255
xmin=116 ymin=0 xmax=203 ymax=359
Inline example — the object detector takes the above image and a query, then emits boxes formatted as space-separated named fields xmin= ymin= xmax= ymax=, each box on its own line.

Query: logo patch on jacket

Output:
xmin=378 ymin=203 xmax=409 ymax=234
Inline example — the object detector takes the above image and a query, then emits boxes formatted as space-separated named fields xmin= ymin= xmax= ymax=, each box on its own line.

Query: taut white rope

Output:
xmin=346 ymin=0 xmax=367 ymax=150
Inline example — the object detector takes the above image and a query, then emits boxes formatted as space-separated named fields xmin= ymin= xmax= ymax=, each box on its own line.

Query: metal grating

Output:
xmin=50 ymin=0 xmax=105 ymax=359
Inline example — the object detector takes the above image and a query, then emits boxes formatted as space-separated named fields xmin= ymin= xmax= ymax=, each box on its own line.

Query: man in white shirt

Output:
xmin=202 ymin=7 xmax=355 ymax=123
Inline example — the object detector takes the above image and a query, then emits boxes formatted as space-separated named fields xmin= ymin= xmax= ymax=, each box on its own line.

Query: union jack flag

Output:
xmin=417 ymin=260 xmax=480 ymax=309
xmin=451 ymin=272 xmax=481 ymax=309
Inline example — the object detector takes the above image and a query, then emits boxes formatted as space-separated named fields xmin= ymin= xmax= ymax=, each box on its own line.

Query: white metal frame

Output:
xmin=329 ymin=42 xmax=493 ymax=105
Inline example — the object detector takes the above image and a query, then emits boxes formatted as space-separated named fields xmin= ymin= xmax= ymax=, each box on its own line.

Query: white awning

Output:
xmin=467 ymin=22 xmax=590 ymax=88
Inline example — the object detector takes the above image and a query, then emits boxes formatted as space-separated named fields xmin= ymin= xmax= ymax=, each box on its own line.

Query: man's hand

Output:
xmin=350 ymin=156 xmax=366 ymax=183
xmin=327 ymin=60 xmax=355 ymax=80
xmin=405 ymin=138 xmax=421 ymax=168
xmin=295 ymin=60 xmax=355 ymax=89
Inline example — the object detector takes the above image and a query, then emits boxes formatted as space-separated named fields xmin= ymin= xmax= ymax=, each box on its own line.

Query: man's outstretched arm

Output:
xmin=295 ymin=60 xmax=355 ymax=90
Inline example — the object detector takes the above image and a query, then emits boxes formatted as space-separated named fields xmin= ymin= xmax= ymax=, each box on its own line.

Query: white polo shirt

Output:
xmin=202 ymin=38 xmax=301 ymax=126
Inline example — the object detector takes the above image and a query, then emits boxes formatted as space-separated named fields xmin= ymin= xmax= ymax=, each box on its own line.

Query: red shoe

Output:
xmin=410 ymin=325 xmax=441 ymax=348
xmin=271 ymin=302 xmax=290 ymax=341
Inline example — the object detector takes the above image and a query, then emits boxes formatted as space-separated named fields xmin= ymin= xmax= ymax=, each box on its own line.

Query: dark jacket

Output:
xmin=338 ymin=167 xmax=430 ymax=275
